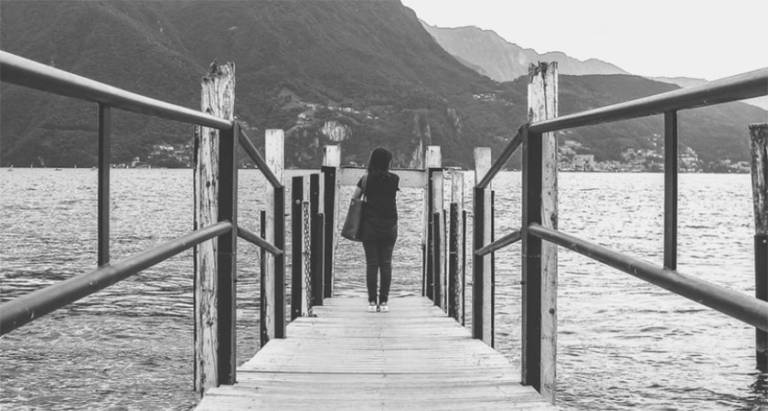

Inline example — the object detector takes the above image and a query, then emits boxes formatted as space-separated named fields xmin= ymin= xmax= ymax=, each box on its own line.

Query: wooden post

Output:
xmin=425 ymin=147 xmax=442 ymax=306
xmin=265 ymin=129 xmax=285 ymax=339
xmin=462 ymin=209 xmax=467 ymax=326
xmin=310 ymin=173 xmax=325 ymax=306
xmin=291 ymin=176 xmax=305 ymax=320
xmin=193 ymin=61 xmax=235 ymax=393
xmin=750 ymin=123 xmax=768 ymax=372
xmin=472 ymin=147 xmax=493 ymax=345
xmin=322 ymin=146 xmax=340 ymax=298
xmin=522 ymin=62 xmax=558 ymax=401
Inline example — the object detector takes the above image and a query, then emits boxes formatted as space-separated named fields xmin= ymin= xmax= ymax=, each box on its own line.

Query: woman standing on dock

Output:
xmin=352 ymin=148 xmax=399 ymax=312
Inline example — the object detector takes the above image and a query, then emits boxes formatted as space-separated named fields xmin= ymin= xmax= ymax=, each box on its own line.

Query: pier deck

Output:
xmin=195 ymin=296 xmax=554 ymax=410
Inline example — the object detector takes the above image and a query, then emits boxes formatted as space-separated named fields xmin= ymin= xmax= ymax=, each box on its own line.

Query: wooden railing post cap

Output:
xmin=750 ymin=123 xmax=768 ymax=138
xmin=528 ymin=61 xmax=557 ymax=78
xmin=203 ymin=61 xmax=235 ymax=81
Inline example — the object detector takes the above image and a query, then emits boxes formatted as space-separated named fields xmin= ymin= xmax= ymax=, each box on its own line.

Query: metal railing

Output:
xmin=472 ymin=64 xmax=768 ymax=399
xmin=0 ymin=50 xmax=286 ymax=391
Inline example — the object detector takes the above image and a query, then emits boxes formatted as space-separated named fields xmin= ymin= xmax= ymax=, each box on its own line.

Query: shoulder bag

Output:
xmin=341 ymin=174 xmax=367 ymax=241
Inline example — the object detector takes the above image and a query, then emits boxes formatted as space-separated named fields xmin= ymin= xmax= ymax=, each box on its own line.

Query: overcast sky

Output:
xmin=401 ymin=0 xmax=768 ymax=80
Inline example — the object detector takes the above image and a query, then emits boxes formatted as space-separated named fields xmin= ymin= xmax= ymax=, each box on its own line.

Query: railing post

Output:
xmin=265 ymin=129 xmax=285 ymax=339
xmin=522 ymin=61 xmax=558 ymax=401
xmin=462 ymin=209 xmax=468 ymax=326
xmin=664 ymin=110 xmax=678 ymax=270
xmin=321 ymin=146 xmax=340 ymax=298
xmin=291 ymin=175 xmax=305 ymax=320
xmin=472 ymin=147 xmax=493 ymax=345
xmin=193 ymin=61 xmax=235 ymax=394
xmin=750 ymin=123 xmax=768 ymax=372
xmin=425 ymin=146 xmax=442 ymax=305
xmin=310 ymin=173 xmax=325 ymax=306
xmin=259 ymin=210 xmax=268 ymax=347
xmin=217 ymin=122 xmax=238 ymax=385
xmin=97 ymin=103 xmax=111 ymax=267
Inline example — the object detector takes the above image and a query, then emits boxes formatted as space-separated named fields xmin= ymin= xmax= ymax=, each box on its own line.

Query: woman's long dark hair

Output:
xmin=367 ymin=147 xmax=392 ymax=177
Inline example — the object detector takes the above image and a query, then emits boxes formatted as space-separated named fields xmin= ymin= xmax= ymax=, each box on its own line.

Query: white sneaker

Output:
xmin=368 ymin=303 xmax=377 ymax=313
xmin=380 ymin=303 xmax=389 ymax=313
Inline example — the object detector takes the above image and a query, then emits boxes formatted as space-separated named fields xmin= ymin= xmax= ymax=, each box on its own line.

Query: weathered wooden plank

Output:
xmin=195 ymin=295 xmax=553 ymax=410
xmin=525 ymin=61 xmax=558 ymax=402
xmin=193 ymin=61 xmax=235 ymax=394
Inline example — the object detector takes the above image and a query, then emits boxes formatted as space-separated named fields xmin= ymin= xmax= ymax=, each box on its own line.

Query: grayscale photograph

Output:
xmin=1 ymin=0 xmax=767 ymax=409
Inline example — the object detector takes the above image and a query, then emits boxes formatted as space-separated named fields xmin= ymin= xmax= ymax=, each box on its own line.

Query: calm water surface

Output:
xmin=1 ymin=169 xmax=766 ymax=410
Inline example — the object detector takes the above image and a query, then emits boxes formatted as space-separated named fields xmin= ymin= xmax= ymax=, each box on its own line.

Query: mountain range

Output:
xmin=422 ymin=23 xmax=629 ymax=81
xmin=423 ymin=23 xmax=768 ymax=112
xmin=1 ymin=0 xmax=765 ymax=170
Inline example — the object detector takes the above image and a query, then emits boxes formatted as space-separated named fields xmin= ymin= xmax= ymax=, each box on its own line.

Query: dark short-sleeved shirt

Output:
xmin=358 ymin=172 xmax=399 ymax=241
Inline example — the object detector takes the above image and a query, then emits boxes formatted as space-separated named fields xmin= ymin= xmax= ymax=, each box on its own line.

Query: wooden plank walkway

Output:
xmin=196 ymin=296 xmax=555 ymax=410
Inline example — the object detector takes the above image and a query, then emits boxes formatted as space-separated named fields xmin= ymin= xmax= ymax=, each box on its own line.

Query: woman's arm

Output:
xmin=352 ymin=186 xmax=363 ymax=200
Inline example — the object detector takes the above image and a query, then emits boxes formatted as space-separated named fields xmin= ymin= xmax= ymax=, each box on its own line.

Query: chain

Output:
xmin=302 ymin=201 xmax=313 ymax=317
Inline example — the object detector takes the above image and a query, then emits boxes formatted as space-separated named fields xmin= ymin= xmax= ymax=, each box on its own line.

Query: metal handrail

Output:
xmin=0 ymin=222 xmax=233 ymax=335
xmin=238 ymin=129 xmax=283 ymax=188
xmin=528 ymin=223 xmax=768 ymax=332
xmin=237 ymin=225 xmax=283 ymax=256
xmin=475 ymin=229 xmax=521 ymax=257
xmin=476 ymin=126 xmax=525 ymax=189
xmin=0 ymin=50 xmax=232 ymax=130
xmin=529 ymin=67 xmax=768 ymax=134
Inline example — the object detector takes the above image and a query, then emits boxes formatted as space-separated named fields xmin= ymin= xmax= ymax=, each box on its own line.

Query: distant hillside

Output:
xmin=422 ymin=23 xmax=628 ymax=81
xmin=1 ymin=0 xmax=764 ymax=171
xmin=511 ymin=74 xmax=767 ymax=166
xmin=1 ymin=0 xmax=501 ymax=168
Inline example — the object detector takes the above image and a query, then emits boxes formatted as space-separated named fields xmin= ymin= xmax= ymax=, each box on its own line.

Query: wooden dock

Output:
xmin=195 ymin=296 xmax=554 ymax=410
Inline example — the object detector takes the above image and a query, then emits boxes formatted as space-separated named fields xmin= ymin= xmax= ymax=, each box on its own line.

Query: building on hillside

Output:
xmin=572 ymin=154 xmax=595 ymax=171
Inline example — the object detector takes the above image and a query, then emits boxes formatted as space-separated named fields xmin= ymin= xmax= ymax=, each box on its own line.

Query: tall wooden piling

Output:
xmin=322 ymin=146 xmax=340 ymax=298
xmin=193 ymin=61 xmax=236 ymax=393
xmin=425 ymin=147 xmax=442 ymax=305
xmin=522 ymin=62 xmax=558 ymax=401
xmin=750 ymin=123 xmax=768 ymax=372
xmin=473 ymin=147 xmax=493 ymax=345
xmin=265 ymin=129 xmax=285 ymax=340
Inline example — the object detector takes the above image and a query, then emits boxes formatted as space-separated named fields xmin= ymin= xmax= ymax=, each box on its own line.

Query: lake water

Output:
xmin=1 ymin=169 xmax=766 ymax=410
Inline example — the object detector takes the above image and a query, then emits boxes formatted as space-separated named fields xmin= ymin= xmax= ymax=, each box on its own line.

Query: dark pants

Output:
xmin=362 ymin=238 xmax=395 ymax=304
